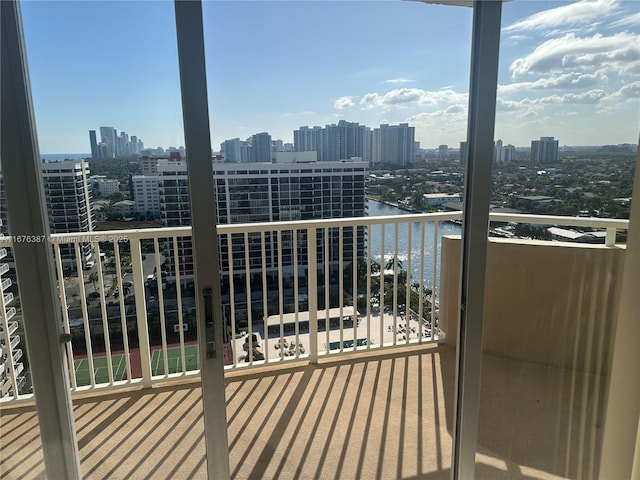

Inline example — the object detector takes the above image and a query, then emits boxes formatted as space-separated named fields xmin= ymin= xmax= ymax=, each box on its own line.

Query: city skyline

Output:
xmin=21 ymin=0 xmax=640 ymax=153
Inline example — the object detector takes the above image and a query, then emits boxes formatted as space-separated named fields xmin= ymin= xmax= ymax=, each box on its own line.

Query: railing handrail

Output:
xmin=487 ymin=213 xmax=629 ymax=230
xmin=0 ymin=209 xmax=631 ymax=402
xmin=0 ymin=212 xmax=628 ymax=247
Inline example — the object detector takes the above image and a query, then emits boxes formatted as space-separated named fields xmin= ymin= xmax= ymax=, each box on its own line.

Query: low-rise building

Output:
xmin=423 ymin=193 xmax=462 ymax=207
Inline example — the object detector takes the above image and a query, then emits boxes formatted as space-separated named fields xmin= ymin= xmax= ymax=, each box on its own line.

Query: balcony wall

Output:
xmin=440 ymin=235 xmax=625 ymax=373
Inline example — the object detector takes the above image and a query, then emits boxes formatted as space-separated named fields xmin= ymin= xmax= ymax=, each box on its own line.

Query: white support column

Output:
xmin=452 ymin=1 xmax=503 ymax=479
xmin=130 ymin=239 xmax=152 ymax=387
xmin=606 ymin=227 xmax=617 ymax=247
xmin=174 ymin=1 xmax=231 ymax=479
xmin=308 ymin=228 xmax=319 ymax=363
xmin=599 ymin=147 xmax=640 ymax=479
xmin=0 ymin=2 xmax=81 ymax=478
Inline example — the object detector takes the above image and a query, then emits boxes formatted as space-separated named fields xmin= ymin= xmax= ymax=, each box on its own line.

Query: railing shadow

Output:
xmin=1 ymin=343 xmax=604 ymax=479
xmin=229 ymin=345 xmax=455 ymax=479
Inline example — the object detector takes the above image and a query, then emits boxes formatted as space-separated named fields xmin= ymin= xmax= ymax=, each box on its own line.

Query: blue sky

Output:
xmin=20 ymin=0 xmax=640 ymax=152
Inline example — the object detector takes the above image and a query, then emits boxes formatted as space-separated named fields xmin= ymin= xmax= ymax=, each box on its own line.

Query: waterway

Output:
xmin=366 ymin=199 xmax=461 ymax=290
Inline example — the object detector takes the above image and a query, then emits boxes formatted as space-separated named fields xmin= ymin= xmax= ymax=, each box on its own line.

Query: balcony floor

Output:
xmin=1 ymin=345 xmax=599 ymax=479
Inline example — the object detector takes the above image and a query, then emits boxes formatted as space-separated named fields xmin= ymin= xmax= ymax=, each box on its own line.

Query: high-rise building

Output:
xmin=271 ymin=139 xmax=284 ymax=153
xmin=438 ymin=145 xmax=449 ymax=161
xmin=459 ymin=141 xmax=467 ymax=165
xmin=325 ymin=120 xmax=366 ymax=162
xmin=95 ymin=126 xmax=142 ymax=158
xmin=117 ymin=131 xmax=131 ymax=157
xmin=0 ymin=217 xmax=23 ymax=398
xmin=494 ymin=139 xmax=516 ymax=163
xmin=97 ymin=143 xmax=108 ymax=159
xmin=531 ymin=136 xmax=559 ymax=163
xmin=41 ymin=160 xmax=95 ymax=267
xmin=157 ymin=154 xmax=367 ymax=280
xmin=89 ymin=130 xmax=98 ymax=159
xmin=221 ymin=138 xmax=251 ymax=163
xmin=294 ymin=126 xmax=323 ymax=158
xmin=295 ymin=121 xmax=367 ymax=162
xmin=250 ymin=133 xmax=272 ymax=163
xmin=369 ymin=123 xmax=415 ymax=166
xmin=99 ymin=126 xmax=117 ymax=158
xmin=132 ymin=176 xmax=161 ymax=219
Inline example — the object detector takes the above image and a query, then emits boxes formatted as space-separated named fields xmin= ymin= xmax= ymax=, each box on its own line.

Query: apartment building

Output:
xmin=158 ymin=153 xmax=368 ymax=280
xmin=89 ymin=176 xmax=120 ymax=196
xmin=41 ymin=160 xmax=94 ymax=267
xmin=369 ymin=123 xmax=416 ymax=166
xmin=531 ymin=136 xmax=559 ymax=163
xmin=0 ymin=219 xmax=22 ymax=399
xmin=132 ymin=175 xmax=161 ymax=218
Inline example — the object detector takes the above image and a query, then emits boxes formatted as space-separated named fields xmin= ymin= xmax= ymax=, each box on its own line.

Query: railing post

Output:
xmin=130 ymin=238 xmax=152 ymax=387
xmin=606 ymin=227 xmax=617 ymax=247
xmin=308 ymin=227 xmax=318 ymax=363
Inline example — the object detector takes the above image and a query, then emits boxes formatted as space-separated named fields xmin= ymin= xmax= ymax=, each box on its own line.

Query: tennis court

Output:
xmin=73 ymin=354 xmax=127 ymax=387
xmin=150 ymin=345 xmax=199 ymax=376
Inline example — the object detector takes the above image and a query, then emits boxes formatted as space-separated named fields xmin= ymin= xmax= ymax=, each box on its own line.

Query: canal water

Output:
xmin=366 ymin=199 xmax=461 ymax=290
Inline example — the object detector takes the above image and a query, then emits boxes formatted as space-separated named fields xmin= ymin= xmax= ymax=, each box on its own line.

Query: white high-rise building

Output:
xmin=41 ymin=160 xmax=94 ymax=267
xmin=132 ymin=176 xmax=161 ymax=219
xmin=370 ymin=123 xmax=415 ymax=166
xmin=250 ymin=132 xmax=272 ymax=163
xmin=294 ymin=126 xmax=323 ymax=157
xmin=294 ymin=121 xmax=367 ymax=162
xmin=157 ymin=155 xmax=368 ymax=279
xmin=494 ymin=139 xmax=516 ymax=163
xmin=0 ymin=217 xmax=23 ymax=398
xmin=221 ymin=138 xmax=251 ymax=163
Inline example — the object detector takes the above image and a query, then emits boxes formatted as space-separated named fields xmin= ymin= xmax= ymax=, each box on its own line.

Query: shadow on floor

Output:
xmin=1 ymin=344 xmax=604 ymax=479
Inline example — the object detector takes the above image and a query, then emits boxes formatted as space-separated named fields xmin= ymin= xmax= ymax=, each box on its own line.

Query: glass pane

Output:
xmin=19 ymin=0 xmax=202 ymax=388
xmin=203 ymin=1 xmax=472 ymax=477
xmin=1 ymin=2 xmax=204 ymax=477
xmin=454 ymin=1 xmax=637 ymax=477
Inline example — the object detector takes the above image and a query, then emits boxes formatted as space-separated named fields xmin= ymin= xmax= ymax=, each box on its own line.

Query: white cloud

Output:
xmin=609 ymin=11 xmax=640 ymax=28
xmin=540 ymin=90 xmax=609 ymax=104
xmin=509 ymin=32 xmax=640 ymax=77
xmin=499 ymin=71 xmax=608 ymax=94
xmin=606 ymin=81 xmax=640 ymax=100
xmin=382 ymin=78 xmax=413 ymax=84
xmin=407 ymin=104 xmax=467 ymax=122
xmin=497 ymin=89 xmax=609 ymax=117
xmin=360 ymin=87 xmax=467 ymax=110
xmin=333 ymin=96 xmax=355 ymax=110
xmin=503 ymin=0 xmax=620 ymax=33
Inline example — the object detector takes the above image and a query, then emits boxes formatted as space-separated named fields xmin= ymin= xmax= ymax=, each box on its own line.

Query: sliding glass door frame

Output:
xmin=1 ymin=1 xmax=509 ymax=478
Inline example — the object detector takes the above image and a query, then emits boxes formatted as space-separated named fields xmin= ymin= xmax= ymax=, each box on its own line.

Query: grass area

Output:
xmin=150 ymin=345 xmax=199 ymax=376
xmin=73 ymin=354 xmax=126 ymax=387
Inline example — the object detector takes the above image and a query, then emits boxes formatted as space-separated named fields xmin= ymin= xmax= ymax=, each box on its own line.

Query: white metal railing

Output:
xmin=0 ymin=212 xmax=629 ymax=402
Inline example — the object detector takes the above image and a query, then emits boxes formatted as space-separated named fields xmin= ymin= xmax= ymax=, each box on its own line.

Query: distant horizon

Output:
xmin=40 ymin=139 xmax=638 ymax=159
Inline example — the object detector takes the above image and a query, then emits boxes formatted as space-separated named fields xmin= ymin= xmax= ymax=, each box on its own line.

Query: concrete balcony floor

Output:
xmin=0 ymin=345 xmax=599 ymax=479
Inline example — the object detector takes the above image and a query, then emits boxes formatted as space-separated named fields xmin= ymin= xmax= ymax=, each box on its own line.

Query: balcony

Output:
xmin=0 ymin=212 xmax=630 ymax=478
